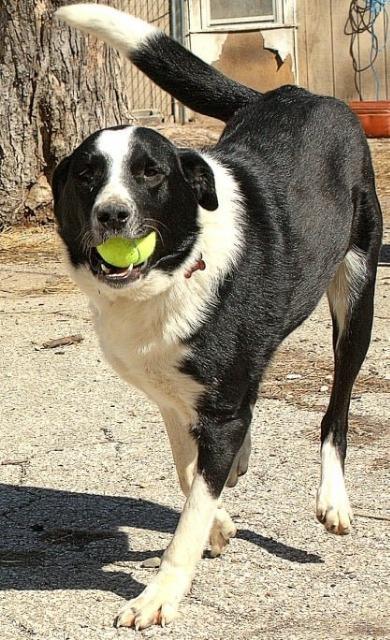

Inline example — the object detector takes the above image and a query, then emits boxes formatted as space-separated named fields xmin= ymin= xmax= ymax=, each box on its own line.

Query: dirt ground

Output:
xmin=0 ymin=130 xmax=389 ymax=640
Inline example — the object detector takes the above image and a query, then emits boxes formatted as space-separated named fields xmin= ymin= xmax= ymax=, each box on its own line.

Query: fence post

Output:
xmin=170 ymin=0 xmax=186 ymax=124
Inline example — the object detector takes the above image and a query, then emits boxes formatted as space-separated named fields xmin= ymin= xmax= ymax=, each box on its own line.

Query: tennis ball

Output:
xmin=96 ymin=232 xmax=157 ymax=268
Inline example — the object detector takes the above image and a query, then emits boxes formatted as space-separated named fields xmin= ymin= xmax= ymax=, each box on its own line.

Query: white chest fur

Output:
xmin=91 ymin=293 xmax=203 ymax=423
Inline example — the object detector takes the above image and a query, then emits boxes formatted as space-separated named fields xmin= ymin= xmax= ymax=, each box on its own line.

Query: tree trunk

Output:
xmin=0 ymin=0 xmax=132 ymax=230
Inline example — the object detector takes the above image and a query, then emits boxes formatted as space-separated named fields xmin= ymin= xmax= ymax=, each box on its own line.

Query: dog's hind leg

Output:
xmin=317 ymin=190 xmax=382 ymax=534
xmin=208 ymin=504 xmax=237 ymax=558
xmin=226 ymin=426 xmax=251 ymax=487
xmin=161 ymin=408 xmax=198 ymax=498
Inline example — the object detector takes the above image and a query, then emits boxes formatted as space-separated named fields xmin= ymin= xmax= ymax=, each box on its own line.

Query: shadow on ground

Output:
xmin=0 ymin=484 xmax=323 ymax=599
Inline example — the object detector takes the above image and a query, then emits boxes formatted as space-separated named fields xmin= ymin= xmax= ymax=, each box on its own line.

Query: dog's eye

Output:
xmin=144 ymin=165 xmax=159 ymax=177
xmin=76 ymin=164 xmax=102 ymax=184
xmin=144 ymin=166 xmax=165 ymax=188
xmin=78 ymin=166 xmax=94 ymax=180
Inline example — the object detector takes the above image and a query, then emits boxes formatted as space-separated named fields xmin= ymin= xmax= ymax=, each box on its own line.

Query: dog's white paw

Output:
xmin=115 ymin=568 xmax=190 ymax=629
xmin=317 ymin=438 xmax=353 ymax=535
xmin=316 ymin=483 xmax=353 ymax=535
xmin=209 ymin=507 xmax=237 ymax=557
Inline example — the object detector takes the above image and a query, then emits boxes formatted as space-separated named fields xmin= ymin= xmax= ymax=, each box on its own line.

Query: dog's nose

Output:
xmin=96 ymin=203 xmax=131 ymax=230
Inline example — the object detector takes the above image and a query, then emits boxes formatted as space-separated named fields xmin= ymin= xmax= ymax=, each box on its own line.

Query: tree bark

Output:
xmin=0 ymin=0 xmax=132 ymax=229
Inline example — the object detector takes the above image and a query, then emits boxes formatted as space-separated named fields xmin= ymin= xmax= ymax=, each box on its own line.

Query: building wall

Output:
xmin=189 ymin=29 xmax=296 ymax=94
xmin=187 ymin=0 xmax=296 ymax=96
xmin=297 ymin=0 xmax=389 ymax=101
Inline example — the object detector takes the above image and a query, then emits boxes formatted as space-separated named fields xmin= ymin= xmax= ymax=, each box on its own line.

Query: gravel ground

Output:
xmin=0 ymin=132 xmax=389 ymax=640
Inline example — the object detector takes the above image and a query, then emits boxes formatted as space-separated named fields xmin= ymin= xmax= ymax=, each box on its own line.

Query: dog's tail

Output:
xmin=56 ymin=3 xmax=260 ymax=123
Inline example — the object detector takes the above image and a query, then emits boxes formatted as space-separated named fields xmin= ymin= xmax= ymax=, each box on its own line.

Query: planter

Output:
xmin=349 ymin=101 xmax=390 ymax=138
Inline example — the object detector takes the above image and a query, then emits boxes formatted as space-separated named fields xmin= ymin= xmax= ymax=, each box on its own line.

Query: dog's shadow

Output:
xmin=0 ymin=484 xmax=322 ymax=600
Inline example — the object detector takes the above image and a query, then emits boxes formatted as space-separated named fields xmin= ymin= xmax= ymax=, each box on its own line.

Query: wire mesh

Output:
xmin=117 ymin=0 xmax=173 ymax=121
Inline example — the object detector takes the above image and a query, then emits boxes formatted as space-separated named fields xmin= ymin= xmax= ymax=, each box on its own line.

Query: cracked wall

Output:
xmin=214 ymin=31 xmax=294 ymax=93
xmin=188 ymin=29 xmax=295 ymax=122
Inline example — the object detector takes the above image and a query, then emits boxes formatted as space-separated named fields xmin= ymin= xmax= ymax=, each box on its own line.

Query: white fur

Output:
xmin=161 ymin=407 xmax=198 ymax=496
xmin=209 ymin=506 xmax=237 ymax=557
xmin=94 ymin=127 xmax=136 ymax=211
xmin=327 ymin=246 xmax=367 ymax=347
xmin=56 ymin=4 xmax=157 ymax=54
xmin=316 ymin=436 xmax=353 ymax=534
xmin=116 ymin=474 xmax=217 ymax=629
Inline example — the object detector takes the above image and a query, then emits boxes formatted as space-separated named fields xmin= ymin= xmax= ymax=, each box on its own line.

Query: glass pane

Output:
xmin=210 ymin=0 xmax=274 ymax=21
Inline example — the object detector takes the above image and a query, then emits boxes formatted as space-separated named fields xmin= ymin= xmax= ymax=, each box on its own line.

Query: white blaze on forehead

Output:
xmin=95 ymin=126 xmax=136 ymax=207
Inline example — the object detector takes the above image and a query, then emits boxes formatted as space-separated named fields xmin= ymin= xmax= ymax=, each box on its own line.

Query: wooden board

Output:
xmin=304 ymin=0 xmax=334 ymax=96
xmin=296 ymin=0 xmax=309 ymax=87
xmin=295 ymin=0 xmax=388 ymax=101
xmin=331 ymin=0 xmax=360 ymax=101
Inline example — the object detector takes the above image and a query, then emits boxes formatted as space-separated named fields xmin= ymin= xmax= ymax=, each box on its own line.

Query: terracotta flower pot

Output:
xmin=349 ymin=101 xmax=390 ymax=138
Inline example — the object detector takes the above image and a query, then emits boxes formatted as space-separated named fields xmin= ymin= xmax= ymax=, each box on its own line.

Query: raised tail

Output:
xmin=56 ymin=3 xmax=260 ymax=122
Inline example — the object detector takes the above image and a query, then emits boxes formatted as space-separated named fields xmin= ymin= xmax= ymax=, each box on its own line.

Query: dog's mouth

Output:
xmin=88 ymin=248 xmax=150 ymax=286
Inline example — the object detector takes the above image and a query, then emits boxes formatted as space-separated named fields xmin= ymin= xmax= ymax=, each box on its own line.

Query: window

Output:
xmin=209 ymin=0 xmax=275 ymax=23
xmin=203 ymin=0 xmax=282 ymax=28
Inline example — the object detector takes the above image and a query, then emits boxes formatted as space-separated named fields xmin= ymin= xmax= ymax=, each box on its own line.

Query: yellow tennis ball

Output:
xmin=96 ymin=232 xmax=156 ymax=268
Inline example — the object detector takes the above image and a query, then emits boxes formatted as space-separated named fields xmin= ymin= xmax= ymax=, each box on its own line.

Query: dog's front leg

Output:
xmin=115 ymin=474 xmax=217 ymax=629
xmin=162 ymin=408 xmax=237 ymax=558
xmin=115 ymin=411 xmax=248 ymax=629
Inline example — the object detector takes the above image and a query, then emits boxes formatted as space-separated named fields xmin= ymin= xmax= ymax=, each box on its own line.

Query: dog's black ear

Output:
xmin=178 ymin=149 xmax=218 ymax=211
xmin=52 ymin=155 xmax=71 ymax=204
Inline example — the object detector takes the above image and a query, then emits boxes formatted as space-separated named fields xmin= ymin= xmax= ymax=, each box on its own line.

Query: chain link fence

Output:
xmin=117 ymin=0 xmax=174 ymax=123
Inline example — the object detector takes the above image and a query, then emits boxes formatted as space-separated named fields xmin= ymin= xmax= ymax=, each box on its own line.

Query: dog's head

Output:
xmin=52 ymin=125 xmax=218 ymax=292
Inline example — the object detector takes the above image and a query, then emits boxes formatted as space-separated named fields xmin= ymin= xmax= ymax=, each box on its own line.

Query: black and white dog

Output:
xmin=53 ymin=4 xmax=382 ymax=629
